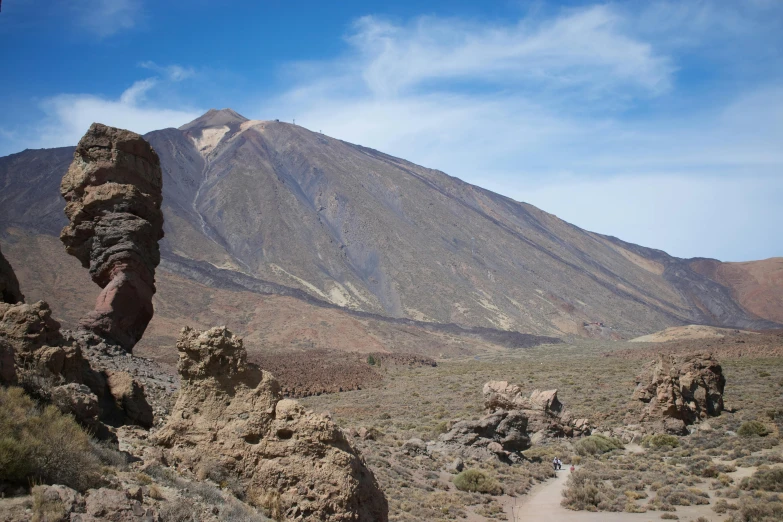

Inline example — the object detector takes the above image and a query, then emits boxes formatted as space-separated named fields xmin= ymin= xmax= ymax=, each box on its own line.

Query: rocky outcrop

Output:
xmin=30 ymin=484 xmax=158 ymax=522
xmin=633 ymin=352 xmax=725 ymax=434
xmin=431 ymin=382 xmax=590 ymax=462
xmin=0 ymin=300 xmax=83 ymax=382
xmin=155 ymin=326 xmax=388 ymax=522
xmin=60 ymin=123 xmax=164 ymax=352
xmin=0 ymin=244 xmax=24 ymax=304
xmin=435 ymin=410 xmax=531 ymax=462
xmin=0 ymin=300 xmax=152 ymax=433
xmin=483 ymin=381 xmax=591 ymax=438
xmin=105 ymin=370 xmax=154 ymax=428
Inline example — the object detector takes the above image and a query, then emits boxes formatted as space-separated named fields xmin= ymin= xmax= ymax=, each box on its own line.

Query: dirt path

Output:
xmin=504 ymin=468 xmax=655 ymax=522
xmin=504 ymin=465 xmax=729 ymax=522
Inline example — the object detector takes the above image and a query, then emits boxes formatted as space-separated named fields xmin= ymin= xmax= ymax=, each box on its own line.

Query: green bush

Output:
xmin=737 ymin=421 xmax=769 ymax=437
xmin=642 ymin=434 xmax=680 ymax=449
xmin=453 ymin=469 xmax=502 ymax=495
xmin=738 ymin=421 xmax=770 ymax=437
xmin=574 ymin=434 xmax=624 ymax=456
xmin=0 ymin=386 xmax=103 ymax=491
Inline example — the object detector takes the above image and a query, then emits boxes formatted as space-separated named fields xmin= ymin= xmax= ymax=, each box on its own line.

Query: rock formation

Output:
xmin=60 ymin=123 xmax=164 ymax=352
xmin=0 ymin=244 xmax=24 ymax=304
xmin=633 ymin=352 xmax=725 ymax=434
xmin=483 ymin=381 xmax=591 ymax=439
xmin=155 ymin=326 xmax=388 ymax=522
xmin=436 ymin=409 xmax=531 ymax=462
xmin=433 ymin=382 xmax=590 ymax=461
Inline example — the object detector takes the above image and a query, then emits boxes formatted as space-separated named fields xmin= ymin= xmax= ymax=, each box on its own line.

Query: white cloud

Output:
xmin=344 ymin=7 xmax=673 ymax=99
xmin=260 ymin=3 xmax=783 ymax=261
xmin=74 ymin=0 xmax=141 ymax=38
xmin=35 ymin=79 xmax=201 ymax=149
xmin=139 ymin=61 xmax=196 ymax=82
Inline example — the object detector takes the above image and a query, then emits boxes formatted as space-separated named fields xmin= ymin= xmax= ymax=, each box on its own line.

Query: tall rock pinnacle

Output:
xmin=60 ymin=123 xmax=164 ymax=352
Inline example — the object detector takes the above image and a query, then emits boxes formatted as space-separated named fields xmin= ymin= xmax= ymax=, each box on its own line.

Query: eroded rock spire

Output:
xmin=60 ymin=123 xmax=164 ymax=352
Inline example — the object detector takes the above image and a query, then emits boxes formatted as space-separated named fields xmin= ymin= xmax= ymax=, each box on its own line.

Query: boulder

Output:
xmin=0 ymin=244 xmax=23 ymax=304
xmin=155 ymin=326 xmax=388 ymax=522
xmin=403 ymin=438 xmax=428 ymax=456
xmin=50 ymin=383 xmax=101 ymax=430
xmin=437 ymin=409 xmax=530 ymax=462
xmin=60 ymin=123 xmax=164 ymax=352
xmin=633 ymin=352 xmax=726 ymax=434
xmin=106 ymin=370 xmax=154 ymax=428
xmin=483 ymin=381 xmax=590 ymax=438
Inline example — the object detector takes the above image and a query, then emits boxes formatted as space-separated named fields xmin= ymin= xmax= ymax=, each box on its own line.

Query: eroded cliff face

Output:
xmin=633 ymin=352 xmax=725 ymax=434
xmin=60 ymin=123 xmax=164 ymax=352
xmin=156 ymin=326 xmax=389 ymax=522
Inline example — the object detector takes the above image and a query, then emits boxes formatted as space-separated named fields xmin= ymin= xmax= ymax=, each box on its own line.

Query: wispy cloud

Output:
xmin=260 ymin=3 xmax=783 ymax=261
xmin=74 ymin=0 xmax=141 ymax=38
xmin=29 ymin=63 xmax=202 ymax=150
xmin=139 ymin=61 xmax=196 ymax=82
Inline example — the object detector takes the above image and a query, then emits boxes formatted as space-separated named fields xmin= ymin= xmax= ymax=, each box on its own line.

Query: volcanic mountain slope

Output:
xmin=1 ymin=108 xmax=780 ymax=341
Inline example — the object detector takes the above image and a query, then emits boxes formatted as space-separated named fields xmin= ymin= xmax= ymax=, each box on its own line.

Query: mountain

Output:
xmin=1 ymin=108 xmax=780 ymax=351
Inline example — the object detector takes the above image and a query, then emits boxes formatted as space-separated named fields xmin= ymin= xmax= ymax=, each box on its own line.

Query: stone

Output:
xmin=50 ymin=383 xmax=101 ymax=430
xmin=483 ymin=381 xmax=590 ymax=438
xmin=437 ymin=409 xmax=530 ymax=462
xmin=106 ymin=370 xmax=154 ymax=428
xmin=447 ymin=458 xmax=464 ymax=473
xmin=403 ymin=438 xmax=428 ymax=456
xmin=60 ymin=123 xmax=164 ymax=352
xmin=0 ymin=301 xmax=66 ymax=356
xmin=80 ymin=488 xmax=155 ymax=522
xmin=154 ymin=326 xmax=388 ymax=522
xmin=0 ymin=244 xmax=23 ymax=304
xmin=634 ymin=352 xmax=725 ymax=434
xmin=31 ymin=484 xmax=84 ymax=517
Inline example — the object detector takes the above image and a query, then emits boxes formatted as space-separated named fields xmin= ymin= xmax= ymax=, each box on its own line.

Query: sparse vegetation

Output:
xmin=453 ymin=469 xmax=502 ymax=495
xmin=574 ymin=434 xmax=624 ymax=456
xmin=0 ymin=386 xmax=103 ymax=492
xmin=738 ymin=420 xmax=770 ymax=437
xmin=642 ymin=434 xmax=680 ymax=448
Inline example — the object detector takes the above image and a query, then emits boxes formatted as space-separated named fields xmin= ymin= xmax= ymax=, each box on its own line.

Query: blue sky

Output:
xmin=1 ymin=1 xmax=781 ymax=262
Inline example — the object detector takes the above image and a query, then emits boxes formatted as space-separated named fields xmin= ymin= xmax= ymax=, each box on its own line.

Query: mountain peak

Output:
xmin=179 ymin=108 xmax=249 ymax=131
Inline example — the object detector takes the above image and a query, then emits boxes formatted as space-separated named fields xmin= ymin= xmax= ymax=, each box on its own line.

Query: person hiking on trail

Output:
xmin=553 ymin=457 xmax=560 ymax=470
xmin=570 ymin=464 xmax=575 ymax=473
xmin=557 ymin=458 xmax=563 ymax=470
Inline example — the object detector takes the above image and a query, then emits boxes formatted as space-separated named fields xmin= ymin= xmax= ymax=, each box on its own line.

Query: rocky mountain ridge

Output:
xmin=1 ymin=109 xmax=780 ymax=344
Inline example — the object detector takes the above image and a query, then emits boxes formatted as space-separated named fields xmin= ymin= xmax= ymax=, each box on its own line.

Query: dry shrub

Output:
xmin=738 ymin=420 xmax=770 ymax=437
xmin=159 ymin=498 xmax=198 ymax=522
xmin=727 ymin=495 xmax=783 ymax=522
xmin=148 ymin=484 xmax=165 ymax=500
xmin=574 ymin=434 xmax=624 ymax=456
xmin=250 ymin=488 xmax=283 ymax=520
xmin=0 ymin=386 xmax=102 ymax=492
xmin=561 ymin=470 xmax=619 ymax=512
xmin=31 ymin=486 xmax=67 ymax=522
xmin=642 ymin=434 xmax=680 ymax=449
xmin=452 ymin=469 xmax=502 ymax=495
xmin=739 ymin=468 xmax=783 ymax=493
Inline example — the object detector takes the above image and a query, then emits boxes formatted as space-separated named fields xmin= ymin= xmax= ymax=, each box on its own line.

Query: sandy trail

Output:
xmin=504 ymin=469 xmax=654 ymax=522
xmin=504 ymin=464 xmax=730 ymax=522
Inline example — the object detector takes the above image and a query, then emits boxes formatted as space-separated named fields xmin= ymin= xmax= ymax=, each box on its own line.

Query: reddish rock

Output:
xmin=60 ymin=123 xmax=164 ymax=352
